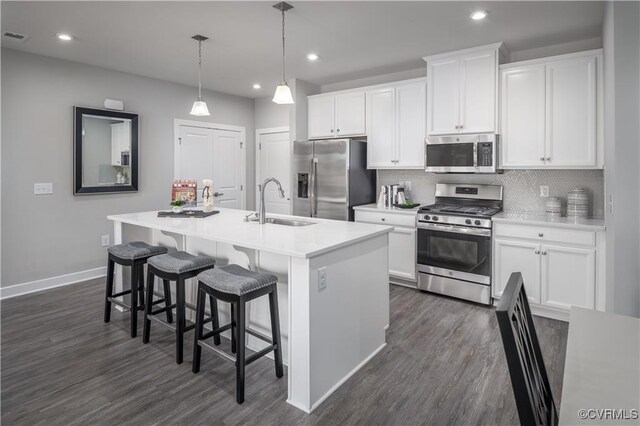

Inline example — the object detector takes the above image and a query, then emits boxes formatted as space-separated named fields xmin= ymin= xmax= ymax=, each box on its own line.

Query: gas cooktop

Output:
xmin=419 ymin=203 xmax=501 ymax=218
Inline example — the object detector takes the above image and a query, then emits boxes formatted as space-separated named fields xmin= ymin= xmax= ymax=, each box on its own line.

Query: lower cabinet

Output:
xmin=493 ymin=222 xmax=603 ymax=318
xmin=355 ymin=209 xmax=417 ymax=285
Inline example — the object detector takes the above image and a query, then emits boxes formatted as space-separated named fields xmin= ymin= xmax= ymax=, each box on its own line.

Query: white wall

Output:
xmin=254 ymin=96 xmax=290 ymax=130
xmin=602 ymin=1 xmax=640 ymax=317
xmin=1 ymin=48 xmax=255 ymax=287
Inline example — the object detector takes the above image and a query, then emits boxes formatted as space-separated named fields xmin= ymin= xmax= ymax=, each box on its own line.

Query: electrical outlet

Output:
xmin=405 ymin=181 xmax=412 ymax=191
xmin=101 ymin=235 xmax=110 ymax=247
xmin=318 ymin=267 xmax=327 ymax=291
xmin=34 ymin=182 xmax=53 ymax=195
xmin=539 ymin=185 xmax=549 ymax=197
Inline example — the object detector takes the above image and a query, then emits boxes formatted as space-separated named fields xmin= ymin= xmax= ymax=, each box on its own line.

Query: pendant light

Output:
xmin=190 ymin=34 xmax=211 ymax=116
xmin=272 ymin=2 xmax=294 ymax=104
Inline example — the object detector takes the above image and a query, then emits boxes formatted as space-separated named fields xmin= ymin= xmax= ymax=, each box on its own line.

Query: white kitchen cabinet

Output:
xmin=493 ymin=238 xmax=541 ymax=304
xmin=424 ymin=43 xmax=504 ymax=136
xmin=493 ymin=220 xmax=604 ymax=320
xmin=541 ymin=244 xmax=595 ymax=311
xmin=308 ymin=91 xmax=365 ymax=139
xmin=354 ymin=208 xmax=417 ymax=285
xmin=111 ymin=122 xmax=130 ymax=166
xmin=366 ymin=79 xmax=426 ymax=169
xmin=500 ymin=50 xmax=602 ymax=169
xmin=500 ymin=65 xmax=546 ymax=167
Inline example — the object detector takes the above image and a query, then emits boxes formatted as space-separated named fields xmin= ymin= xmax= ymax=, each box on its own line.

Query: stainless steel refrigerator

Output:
xmin=293 ymin=138 xmax=376 ymax=221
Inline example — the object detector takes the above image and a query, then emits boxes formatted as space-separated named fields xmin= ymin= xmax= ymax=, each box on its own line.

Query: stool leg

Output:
xmin=163 ymin=279 xmax=173 ymax=323
xmin=104 ymin=258 xmax=115 ymax=323
xmin=268 ymin=286 xmax=284 ymax=378
xmin=130 ymin=265 xmax=139 ymax=338
xmin=230 ymin=303 xmax=237 ymax=354
xmin=209 ymin=295 xmax=221 ymax=346
xmin=137 ymin=265 xmax=145 ymax=311
xmin=143 ymin=269 xmax=154 ymax=344
xmin=236 ymin=300 xmax=246 ymax=404
xmin=176 ymin=278 xmax=186 ymax=364
xmin=192 ymin=285 xmax=205 ymax=374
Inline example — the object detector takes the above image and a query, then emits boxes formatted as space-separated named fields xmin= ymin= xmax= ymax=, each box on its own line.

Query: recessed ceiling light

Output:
xmin=470 ymin=10 xmax=487 ymax=20
xmin=253 ymin=83 xmax=262 ymax=90
xmin=56 ymin=33 xmax=73 ymax=41
xmin=306 ymin=53 xmax=319 ymax=61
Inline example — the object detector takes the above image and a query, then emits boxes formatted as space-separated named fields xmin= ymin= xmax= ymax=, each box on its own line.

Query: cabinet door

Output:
xmin=335 ymin=91 xmax=366 ymax=137
xmin=501 ymin=65 xmax=546 ymax=167
xmin=545 ymin=56 xmax=597 ymax=167
xmin=395 ymin=82 xmax=426 ymax=168
xmin=493 ymin=238 xmax=541 ymax=303
xmin=427 ymin=58 xmax=460 ymax=135
xmin=541 ymin=244 xmax=595 ymax=310
xmin=366 ymin=87 xmax=396 ymax=168
xmin=460 ymin=50 xmax=497 ymax=133
xmin=389 ymin=227 xmax=417 ymax=281
xmin=308 ymin=96 xmax=335 ymax=139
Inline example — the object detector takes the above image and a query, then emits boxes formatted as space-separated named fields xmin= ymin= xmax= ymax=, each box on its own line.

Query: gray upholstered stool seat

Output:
xmin=148 ymin=251 xmax=216 ymax=274
xmin=107 ymin=241 xmax=168 ymax=261
xmin=197 ymin=265 xmax=278 ymax=296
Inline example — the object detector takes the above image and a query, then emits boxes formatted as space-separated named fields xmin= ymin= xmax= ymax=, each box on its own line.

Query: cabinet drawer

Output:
xmin=494 ymin=223 xmax=595 ymax=246
xmin=355 ymin=210 xmax=416 ymax=228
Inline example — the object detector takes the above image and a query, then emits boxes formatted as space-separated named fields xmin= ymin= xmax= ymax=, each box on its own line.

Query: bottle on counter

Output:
xmin=377 ymin=186 xmax=387 ymax=208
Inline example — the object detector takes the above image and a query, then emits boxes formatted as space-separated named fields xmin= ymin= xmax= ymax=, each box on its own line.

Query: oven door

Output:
xmin=417 ymin=222 xmax=492 ymax=284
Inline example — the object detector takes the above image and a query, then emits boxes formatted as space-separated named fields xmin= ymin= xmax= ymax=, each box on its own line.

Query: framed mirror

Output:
xmin=73 ymin=106 xmax=139 ymax=195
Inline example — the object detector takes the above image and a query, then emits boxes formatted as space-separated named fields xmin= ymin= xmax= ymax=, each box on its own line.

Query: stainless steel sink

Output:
xmin=249 ymin=217 xmax=315 ymax=227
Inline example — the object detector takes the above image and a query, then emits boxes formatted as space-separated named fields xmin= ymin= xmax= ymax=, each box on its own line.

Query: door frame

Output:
xmin=255 ymin=126 xmax=290 ymax=211
xmin=173 ymin=118 xmax=247 ymax=209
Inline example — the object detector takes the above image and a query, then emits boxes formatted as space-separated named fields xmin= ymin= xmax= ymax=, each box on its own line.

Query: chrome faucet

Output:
xmin=259 ymin=177 xmax=285 ymax=224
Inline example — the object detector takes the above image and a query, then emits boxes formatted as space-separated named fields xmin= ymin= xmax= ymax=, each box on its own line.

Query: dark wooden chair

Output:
xmin=495 ymin=272 xmax=558 ymax=426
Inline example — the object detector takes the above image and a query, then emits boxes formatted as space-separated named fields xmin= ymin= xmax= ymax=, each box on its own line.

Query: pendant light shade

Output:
xmin=272 ymin=2 xmax=294 ymax=105
xmin=190 ymin=35 xmax=210 ymax=116
xmin=273 ymin=81 xmax=294 ymax=104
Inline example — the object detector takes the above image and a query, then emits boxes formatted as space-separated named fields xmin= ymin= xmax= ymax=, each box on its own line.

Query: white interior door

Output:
xmin=257 ymin=129 xmax=291 ymax=214
xmin=177 ymin=124 xmax=244 ymax=209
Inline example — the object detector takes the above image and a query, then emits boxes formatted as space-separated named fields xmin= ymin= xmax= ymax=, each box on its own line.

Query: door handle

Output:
xmin=312 ymin=158 xmax=318 ymax=216
xmin=541 ymin=251 xmax=547 ymax=255
xmin=535 ymin=250 xmax=540 ymax=254
xmin=213 ymin=192 xmax=224 ymax=197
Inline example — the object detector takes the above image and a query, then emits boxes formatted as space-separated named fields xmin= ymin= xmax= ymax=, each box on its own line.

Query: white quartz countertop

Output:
xmin=353 ymin=203 xmax=421 ymax=216
xmin=492 ymin=212 xmax=606 ymax=231
xmin=108 ymin=208 xmax=393 ymax=259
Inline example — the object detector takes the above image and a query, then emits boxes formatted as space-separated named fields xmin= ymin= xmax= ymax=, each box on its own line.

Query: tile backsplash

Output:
xmin=378 ymin=169 xmax=604 ymax=218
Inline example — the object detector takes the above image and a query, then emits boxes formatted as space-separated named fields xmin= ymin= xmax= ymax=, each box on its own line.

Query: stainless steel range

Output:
xmin=417 ymin=183 xmax=503 ymax=305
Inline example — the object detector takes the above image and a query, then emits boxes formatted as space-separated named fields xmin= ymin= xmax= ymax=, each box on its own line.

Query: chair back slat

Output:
xmin=496 ymin=272 xmax=558 ymax=426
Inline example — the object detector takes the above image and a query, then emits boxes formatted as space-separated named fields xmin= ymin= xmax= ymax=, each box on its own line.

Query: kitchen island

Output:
xmin=107 ymin=208 xmax=392 ymax=413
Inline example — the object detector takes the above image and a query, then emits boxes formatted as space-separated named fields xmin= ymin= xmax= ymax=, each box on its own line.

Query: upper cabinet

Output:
xmin=424 ymin=43 xmax=505 ymax=136
xmin=366 ymin=79 xmax=426 ymax=169
xmin=500 ymin=50 xmax=603 ymax=169
xmin=308 ymin=91 xmax=365 ymax=139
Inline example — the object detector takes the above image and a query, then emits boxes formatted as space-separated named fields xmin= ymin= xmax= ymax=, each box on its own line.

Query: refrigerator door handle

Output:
xmin=311 ymin=157 xmax=318 ymax=217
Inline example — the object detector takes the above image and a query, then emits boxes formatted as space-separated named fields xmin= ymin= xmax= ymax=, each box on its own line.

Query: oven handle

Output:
xmin=417 ymin=222 xmax=492 ymax=237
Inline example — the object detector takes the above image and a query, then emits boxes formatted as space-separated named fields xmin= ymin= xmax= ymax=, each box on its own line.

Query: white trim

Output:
xmin=308 ymin=77 xmax=427 ymax=98
xmin=173 ymin=118 xmax=247 ymax=209
xmin=255 ymin=126 xmax=291 ymax=213
xmin=500 ymin=48 xmax=603 ymax=70
xmin=300 ymin=342 xmax=387 ymax=413
xmin=0 ymin=267 xmax=107 ymax=300
xmin=423 ymin=42 xmax=506 ymax=62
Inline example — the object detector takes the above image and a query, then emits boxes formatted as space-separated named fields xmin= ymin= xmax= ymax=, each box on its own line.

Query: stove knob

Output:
xmin=465 ymin=219 xmax=472 ymax=225
xmin=432 ymin=216 xmax=439 ymax=221
xmin=474 ymin=220 xmax=482 ymax=226
xmin=423 ymin=215 xmax=431 ymax=221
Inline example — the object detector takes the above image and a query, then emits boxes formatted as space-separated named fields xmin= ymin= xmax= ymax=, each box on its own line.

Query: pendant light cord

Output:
xmin=281 ymin=8 xmax=286 ymax=83
xmin=198 ymin=39 xmax=203 ymax=99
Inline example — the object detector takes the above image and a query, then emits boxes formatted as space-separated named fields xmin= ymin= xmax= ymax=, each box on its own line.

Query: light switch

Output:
xmin=34 ymin=183 xmax=53 ymax=195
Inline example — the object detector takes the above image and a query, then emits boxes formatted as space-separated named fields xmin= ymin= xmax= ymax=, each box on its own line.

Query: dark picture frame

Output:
xmin=73 ymin=106 xmax=139 ymax=195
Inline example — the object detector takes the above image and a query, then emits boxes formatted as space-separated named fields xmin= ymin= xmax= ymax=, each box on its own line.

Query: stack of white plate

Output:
xmin=545 ymin=197 xmax=562 ymax=217
xmin=567 ymin=189 xmax=589 ymax=218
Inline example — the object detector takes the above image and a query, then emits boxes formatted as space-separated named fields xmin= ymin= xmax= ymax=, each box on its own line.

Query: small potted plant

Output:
xmin=170 ymin=199 xmax=186 ymax=214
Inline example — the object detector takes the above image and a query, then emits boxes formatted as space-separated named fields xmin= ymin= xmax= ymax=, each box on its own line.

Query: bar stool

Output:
xmin=192 ymin=264 xmax=284 ymax=404
xmin=104 ymin=241 xmax=171 ymax=338
xmin=142 ymin=251 xmax=216 ymax=364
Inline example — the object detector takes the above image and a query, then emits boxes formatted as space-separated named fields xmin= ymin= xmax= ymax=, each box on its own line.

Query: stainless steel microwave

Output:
xmin=425 ymin=134 xmax=500 ymax=174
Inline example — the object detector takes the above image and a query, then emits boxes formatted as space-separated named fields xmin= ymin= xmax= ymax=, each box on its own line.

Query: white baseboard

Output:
xmin=0 ymin=267 xmax=107 ymax=300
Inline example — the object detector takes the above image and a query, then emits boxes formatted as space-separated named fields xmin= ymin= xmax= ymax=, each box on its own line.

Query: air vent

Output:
xmin=2 ymin=31 xmax=29 ymax=42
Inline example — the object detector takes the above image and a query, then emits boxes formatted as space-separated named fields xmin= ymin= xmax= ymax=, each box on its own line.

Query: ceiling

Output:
xmin=1 ymin=1 xmax=605 ymax=99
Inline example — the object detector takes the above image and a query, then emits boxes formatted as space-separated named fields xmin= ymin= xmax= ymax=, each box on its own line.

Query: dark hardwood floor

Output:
xmin=1 ymin=279 xmax=568 ymax=425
